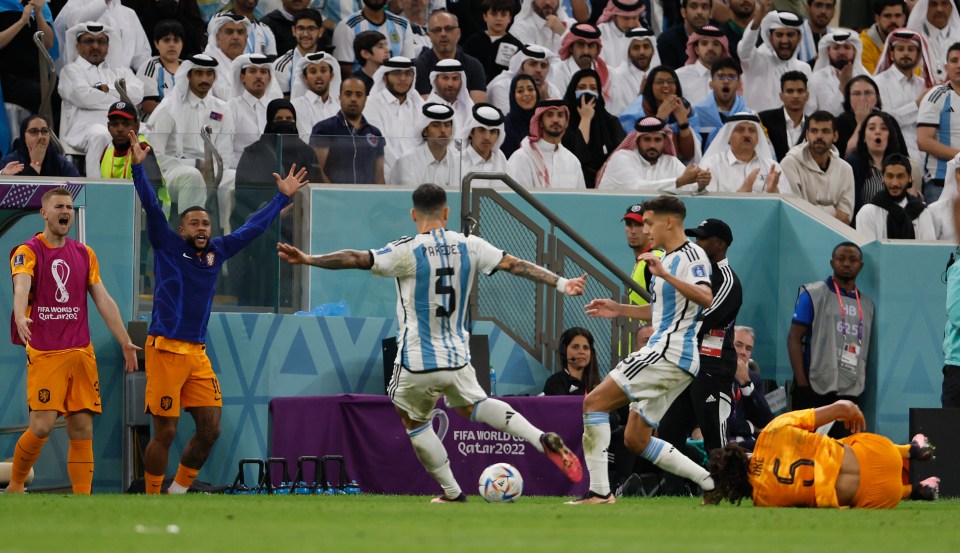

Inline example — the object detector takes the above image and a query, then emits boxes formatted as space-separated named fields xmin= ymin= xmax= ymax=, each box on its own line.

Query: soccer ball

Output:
xmin=478 ymin=462 xmax=523 ymax=503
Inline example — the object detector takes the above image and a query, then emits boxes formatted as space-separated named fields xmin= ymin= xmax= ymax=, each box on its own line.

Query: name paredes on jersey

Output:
xmin=424 ymin=243 xmax=461 ymax=256
xmin=33 ymin=305 xmax=81 ymax=321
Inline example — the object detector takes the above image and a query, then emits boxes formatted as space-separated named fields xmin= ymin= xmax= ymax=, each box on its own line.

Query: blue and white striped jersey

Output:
xmin=647 ymin=241 xmax=712 ymax=375
xmin=918 ymin=83 xmax=960 ymax=180
xmin=371 ymin=229 xmax=504 ymax=372
xmin=332 ymin=9 xmax=418 ymax=64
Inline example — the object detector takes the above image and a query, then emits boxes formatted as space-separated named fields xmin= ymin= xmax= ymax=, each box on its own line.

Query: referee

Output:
xmin=657 ymin=218 xmax=743 ymax=493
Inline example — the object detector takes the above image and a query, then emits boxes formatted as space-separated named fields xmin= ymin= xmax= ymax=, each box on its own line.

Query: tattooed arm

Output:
xmin=495 ymin=254 xmax=586 ymax=296
xmin=277 ymin=243 xmax=374 ymax=270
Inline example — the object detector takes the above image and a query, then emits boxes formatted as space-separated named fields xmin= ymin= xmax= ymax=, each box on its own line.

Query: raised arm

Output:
xmin=88 ymin=282 xmax=140 ymax=372
xmin=494 ymin=254 xmax=586 ymax=296
xmin=813 ymin=400 xmax=865 ymax=434
xmin=128 ymin=132 xmax=181 ymax=247
xmin=277 ymin=243 xmax=374 ymax=270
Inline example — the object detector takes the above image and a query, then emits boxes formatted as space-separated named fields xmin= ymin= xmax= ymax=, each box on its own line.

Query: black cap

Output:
xmin=685 ymin=218 xmax=733 ymax=245
xmin=622 ymin=203 xmax=644 ymax=224
xmin=107 ymin=101 xmax=137 ymax=120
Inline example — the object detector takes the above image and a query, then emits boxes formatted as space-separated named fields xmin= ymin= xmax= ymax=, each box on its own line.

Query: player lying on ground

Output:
xmin=278 ymin=183 xmax=585 ymax=502
xmin=705 ymin=400 xmax=940 ymax=508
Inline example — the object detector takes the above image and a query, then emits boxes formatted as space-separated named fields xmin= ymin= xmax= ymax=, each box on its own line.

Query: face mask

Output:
xmin=575 ymin=90 xmax=598 ymax=102
xmin=271 ymin=121 xmax=299 ymax=135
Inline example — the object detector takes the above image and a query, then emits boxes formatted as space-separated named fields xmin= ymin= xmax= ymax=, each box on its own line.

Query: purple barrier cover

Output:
xmin=269 ymin=394 xmax=590 ymax=497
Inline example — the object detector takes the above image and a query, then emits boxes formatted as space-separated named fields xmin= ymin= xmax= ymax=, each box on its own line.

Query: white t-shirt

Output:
xmin=917 ymin=83 xmax=960 ymax=180
xmin=371 ymin=229 xmax=505 ymax=371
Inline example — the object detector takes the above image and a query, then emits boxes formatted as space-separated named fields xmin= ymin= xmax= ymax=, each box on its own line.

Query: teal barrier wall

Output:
xmin=1 ymin=184 xmax=951 ymax=491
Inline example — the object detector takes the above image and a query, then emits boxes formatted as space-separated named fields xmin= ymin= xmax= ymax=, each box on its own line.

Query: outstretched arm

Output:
xmin=277 ymin=243 xmax=373 ymax=270
xmin=584 ymin=297 xmax=652 ymax=322
xmin=88 ymin=282 xmax=141 ymax=373
xmin=494 ymin=254 xmax=586 ymax=296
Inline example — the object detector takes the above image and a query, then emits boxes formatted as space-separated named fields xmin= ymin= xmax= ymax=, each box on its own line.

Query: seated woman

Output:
xmin=705 ymin=400 xmax=939 ymax=508
xmin=617 ymin=65 xmax=701 ymax=163
xmin=501 ymin=74 xmax=541 ymax=158
xmin=836 ymin=76 xmax=882 ymax=158
xmin=843 ymin=111 xmax=921 ymax=217
xmin=0 ymin=115 xmax=80 ymax=177
xmin=561 ymin=68 xmax=625 ymax=188
xmin=543 ymin=327 xmax=601 ymax=396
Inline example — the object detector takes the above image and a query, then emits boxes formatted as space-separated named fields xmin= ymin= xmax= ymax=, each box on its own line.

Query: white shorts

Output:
xmin=388 ymin=364 xmax=487 ymax=422
xmin=609 ymin=349 xmax=694 ymax=428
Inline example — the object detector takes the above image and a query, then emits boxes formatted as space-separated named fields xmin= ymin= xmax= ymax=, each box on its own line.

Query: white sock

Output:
xmin=640 ymin=437 xmax=714 ymax=491
xmin=408 ymin=422 xmax=461 ymax=499
xmin=166 ymin=481 xmax=188 ymax=494
xmin=583 ymin=412 xmax=612 ymax=495
xmin=472 ymin=398 xmax=545 ymax=453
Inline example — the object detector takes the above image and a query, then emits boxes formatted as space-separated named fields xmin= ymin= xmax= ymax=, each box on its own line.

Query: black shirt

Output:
xmin=461 ymin=32 xmax=523 ymax=84
xmin=414 ymin=47 xmax=488 ymax=96
xmin=310 ymin=111 xmax=385 ymax=184
xmin=697 ymin=259 xmax=742 ymax=379
xmin=0 ymin=12 xmax=46 ymax=80
xmin=542 ymin=370 xmax=586 ymax=396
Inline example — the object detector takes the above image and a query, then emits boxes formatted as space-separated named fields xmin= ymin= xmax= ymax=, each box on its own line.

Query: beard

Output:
xmin=829 ymin=57 xmax=851 ymax=71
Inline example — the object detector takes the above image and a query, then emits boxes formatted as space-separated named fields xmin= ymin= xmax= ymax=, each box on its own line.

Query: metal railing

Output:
xmin=461 ymin=172 xmax=650 ymax=374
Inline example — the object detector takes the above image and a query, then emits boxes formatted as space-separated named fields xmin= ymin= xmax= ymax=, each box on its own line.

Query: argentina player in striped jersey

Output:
xmin=573 ymin=195 xmax=716 ymax=504
xmin=277 ymin=183 xmax=587 ymax=502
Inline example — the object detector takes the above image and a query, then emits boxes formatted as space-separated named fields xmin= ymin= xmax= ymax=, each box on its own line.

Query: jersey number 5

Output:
xmin=435 ymin=267 xmax=456 ymax=318
xmin=773 ymin=458 xmax=815 ymax=487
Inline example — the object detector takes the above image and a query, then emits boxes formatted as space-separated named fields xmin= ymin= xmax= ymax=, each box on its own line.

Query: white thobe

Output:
xmin=808 ymin=66 xmax=866 ymax=116
xmin=506 ymin=141 xmax=586 ymax=189
xmin=54 ymin=0 xmax=151 ymax=71
xmin=389 ymin=142 xmax=460 ymax=187
xmin=227 ymin=90 xmax=270 ymax=169
xmin=597 ymin=150 xmax=691 ymax=191
xmin=607 ymin=62 xmax=648 ymax=116
xmin=510 ymin=12 xmax=570 ymax=53
xmin=737 ymin=26 xmax=812 ymax=113
xmin=929 ymin=199 xmax=957 ymax=241
xmin=58 ymin=57 xmax=143 ymax=176
xmin=461 ymin=145 xmax=508 ymax=188
xmin=292 ymin=92 xmax=341 ymax=140
xmin=873 ymin=68 xmax=925 ymax=159
xmin=701 ymin=149 xmax=794 ymax=194
xmin=363 ymin=89 xmax=423 ymax=177
xmin=598 ymin=21 xmax=630 ymax=69
xmin=675 ymin=61 xmax=711 ymax=107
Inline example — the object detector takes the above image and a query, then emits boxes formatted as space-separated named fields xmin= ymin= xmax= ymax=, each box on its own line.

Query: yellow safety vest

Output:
xmin=100 ymin=135 xmax=171 ymax=206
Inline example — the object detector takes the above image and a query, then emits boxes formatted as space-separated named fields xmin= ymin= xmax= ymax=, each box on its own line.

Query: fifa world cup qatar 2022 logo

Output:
xmin=52 ymin=259 xmax=70 ymax=303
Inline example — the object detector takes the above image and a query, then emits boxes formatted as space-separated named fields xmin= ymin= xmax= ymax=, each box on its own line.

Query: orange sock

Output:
xmin=172 ymin=464 xmax=199 ymax=491
xmin=902 ymin=484 xmax=913 ymax=500
xmin=11 ymin=429 xmax=48 ymax=485
xmin=67 ymin=439 xmax=94 ymax=494
xmin=144 ymin=472 xmax=165 ymax=495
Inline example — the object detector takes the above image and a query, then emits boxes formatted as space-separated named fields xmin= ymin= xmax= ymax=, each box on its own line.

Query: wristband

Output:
xmin=678 ymin=122 xmax=690 ymax=130
xmin=740 ymin=381 xmax=755 ymax=396
xmin=555 ymin=277 xmax=569 ymax=295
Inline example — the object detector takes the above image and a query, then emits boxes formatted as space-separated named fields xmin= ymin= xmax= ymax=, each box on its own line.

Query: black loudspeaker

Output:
xmin=382 ymin=335 xmax=491 ymax=394
xmin=909 ymin=408 xmax=960 ymax=498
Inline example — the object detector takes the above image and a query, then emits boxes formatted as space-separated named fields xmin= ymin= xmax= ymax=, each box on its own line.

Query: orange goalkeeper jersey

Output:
xmin=748 ymin=409 xmax=845 ymax=507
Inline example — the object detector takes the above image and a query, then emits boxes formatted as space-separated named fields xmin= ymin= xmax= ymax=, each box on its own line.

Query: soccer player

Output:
xmin=576 ymin=194 xmax=715 ymax=504
xmin=8 ymin=188 xmax=140 ymax=494
xmin=277 ymin=183 xmax=586 ymax=502
xmin=125 ymin=133 xmax=308 ymax=494
xmin=705 ymin=400 xmax=940 ymax=508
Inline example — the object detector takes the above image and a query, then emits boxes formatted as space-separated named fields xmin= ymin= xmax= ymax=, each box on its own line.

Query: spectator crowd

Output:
xmin=1 ymin=0 xmax=958 ymax=242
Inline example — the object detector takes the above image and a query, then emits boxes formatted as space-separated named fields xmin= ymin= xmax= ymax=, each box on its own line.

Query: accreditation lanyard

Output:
xmin=831 ymin=277 xmax=863 ymax=344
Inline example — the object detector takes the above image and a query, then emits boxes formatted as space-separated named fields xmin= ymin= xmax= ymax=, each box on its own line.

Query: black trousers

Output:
xmin=791 ymin=381 xmax=860 ymax=439
xmin=943 ymin=365 xmax=960 ymax=408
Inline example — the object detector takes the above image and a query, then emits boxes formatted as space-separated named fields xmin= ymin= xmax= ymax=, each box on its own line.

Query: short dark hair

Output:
xmin=412 ymin=183 xmax=447 ymax=215
xmin=807 ymin=0 xmax=836 ymax=5
xmin=680 ymin=0 xmax=712 ymax=7
xmin=832 ymin=241 xmax=862 ymax=258
xmin=292 ymin=8 xmax=323 ymax=28
xmin=872 ymin=0 xmax=907 ymax=16
xmin=153 ymin=19 xmax=185 ymax=43
xmin=706 ymin=443 xmax=753 ymax=505
xmin=882 ymin=153 xmax=912 ymax=175
xmin=710 ymin=56 xmax=741 ymax=76
xmin=780 ymin=70 xmax=807 ymax=90
xmin=179 ymin=206 xmax=208 ymax=222
xmin=948 ymin=41 xmax=960 ymax=60
xmin=482 ymin=0 xmax=515 ymax=15
xmin=354 ymin=30 xmax=386 ymax=64
xmin=807 ymin=110 xmax=835 ymax=131
xmin=641 ymin=195 xmax=686 ymax=219
xmin=340 ymin=75 xmax=368 ymax=94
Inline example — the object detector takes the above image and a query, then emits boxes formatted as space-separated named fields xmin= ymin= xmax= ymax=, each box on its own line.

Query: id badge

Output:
xmin=495 ymin=43 xmax=519 ymax=67
xmin=700 ymin=329 xmax=725 ymax=358
xmin=839 ymin=343 xmax=860 ymax=373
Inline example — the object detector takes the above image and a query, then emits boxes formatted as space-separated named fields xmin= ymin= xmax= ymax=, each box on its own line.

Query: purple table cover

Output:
xmin=269 ymin=394 xmax=590 ymax=497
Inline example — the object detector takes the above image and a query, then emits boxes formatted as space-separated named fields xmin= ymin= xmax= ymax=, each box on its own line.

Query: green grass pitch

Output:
xmin=1 ymin=494 xmax=959 ymax=553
